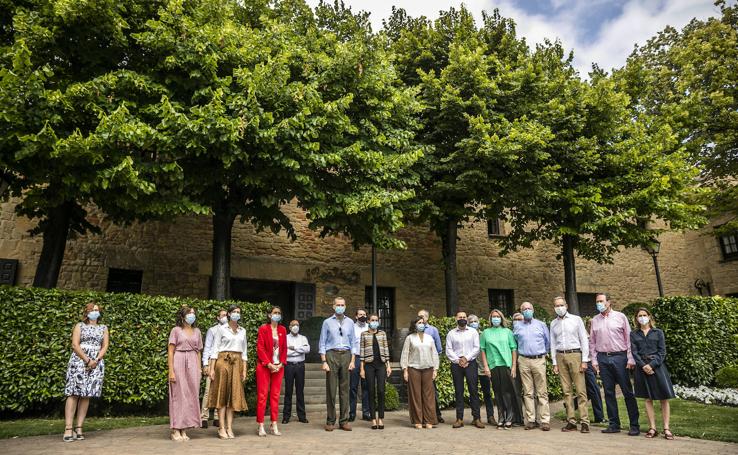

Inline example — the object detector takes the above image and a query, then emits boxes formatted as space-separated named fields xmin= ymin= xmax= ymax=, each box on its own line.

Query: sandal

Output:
xmin=63 ymin=427 xmax=76 ymax=442
xmin=645 ymin=428 xmax=658 ymax=438
xmin=414 ymin=424 xmax=422 ymax=429
xmin=664 ymin=428 xmax=674 ymax=440
xmin=74 ymin=426 xmax=84 ymax=441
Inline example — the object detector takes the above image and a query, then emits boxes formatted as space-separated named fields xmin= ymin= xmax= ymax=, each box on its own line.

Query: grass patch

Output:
xmin=555 ymin=398 xmax=738 ymax=443
xmin=0 ymin=416 xmax=169 ymax=439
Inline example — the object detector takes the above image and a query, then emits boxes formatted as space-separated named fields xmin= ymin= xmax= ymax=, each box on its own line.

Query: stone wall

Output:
xmin=1 ymin=199 xmax=735 ymax=329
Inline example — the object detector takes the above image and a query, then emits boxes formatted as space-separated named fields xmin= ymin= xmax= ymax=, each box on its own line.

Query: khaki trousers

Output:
xmin=518 ymin=356 xmax=550 ymax=424
xmin=556 ymin=352 xmax=589 ymax=424
xmin=200 ymin=374 xmax=219 ymax=421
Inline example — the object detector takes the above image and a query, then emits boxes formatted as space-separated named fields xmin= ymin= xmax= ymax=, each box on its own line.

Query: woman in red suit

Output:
xmin=256 ymin=305 xmax=287 ymax=436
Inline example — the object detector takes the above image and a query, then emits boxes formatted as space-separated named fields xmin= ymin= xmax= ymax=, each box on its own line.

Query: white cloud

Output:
xmin=305 ymin=0 xmax=720 ymax=76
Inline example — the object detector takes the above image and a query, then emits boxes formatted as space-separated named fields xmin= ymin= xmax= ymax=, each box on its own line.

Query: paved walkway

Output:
xmin=2 ymin=409 xmax=736 ymax=455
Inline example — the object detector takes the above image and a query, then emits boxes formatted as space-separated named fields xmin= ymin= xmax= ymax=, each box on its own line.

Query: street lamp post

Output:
xmin=642 ymin=239 xmax=664 ymax=298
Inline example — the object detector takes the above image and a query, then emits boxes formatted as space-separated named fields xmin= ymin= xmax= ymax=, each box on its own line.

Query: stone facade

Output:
xmin=1 ymin=199 xmax=736 ymax=330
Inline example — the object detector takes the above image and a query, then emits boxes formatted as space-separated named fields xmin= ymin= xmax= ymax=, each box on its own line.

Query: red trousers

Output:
xmin=256 ymin=363 xmax=284 ymax=423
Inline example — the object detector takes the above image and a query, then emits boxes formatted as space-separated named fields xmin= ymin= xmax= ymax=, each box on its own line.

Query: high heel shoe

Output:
xmin=217 ymin=428 xmax=229 ymax=440
xmin=63 ymin=427 xmax=76 ymax=442
xmin=74 ymin=426 xmax=84 ymax=441
xmin=258 ymin=424 xmax=267 ymax=437
xmin=270 ymin=423 xmax=282 ymax=436
xmin=226 ymin=428 xmax=235 ymax=439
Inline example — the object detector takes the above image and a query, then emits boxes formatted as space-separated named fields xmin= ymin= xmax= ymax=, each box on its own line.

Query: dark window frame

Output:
xmin=487 ymin=218 xmax=503 ymax=238
xmin=106 ymin=268 xmax=143 ymax=294
xmin=364 ymin=286 xmax=395 ymax=336
xmin=718 ymin=232 xmax=738 ymax=261
xmin=488 ymin=288 xmax=515 ymax=317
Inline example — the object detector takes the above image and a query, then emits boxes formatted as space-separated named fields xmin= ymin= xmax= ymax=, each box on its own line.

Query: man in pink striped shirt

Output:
xmin=589 ymin=293 xmax=640 ymax=436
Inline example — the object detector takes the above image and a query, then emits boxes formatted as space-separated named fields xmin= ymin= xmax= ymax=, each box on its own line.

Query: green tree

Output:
xmin=0 ymin=0 xmax=195 ymax=288
xmin=615 ymin=1 xmax=737 ymax=234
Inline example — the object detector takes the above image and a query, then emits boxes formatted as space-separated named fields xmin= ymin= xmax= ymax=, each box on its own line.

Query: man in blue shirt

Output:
xmin=319 ymin=297 xmax=357 ymax=431
xmin=418 ymin=309 xmax=445 ymax=423
xmin=513 ymin=302 xmax=551 ymax=431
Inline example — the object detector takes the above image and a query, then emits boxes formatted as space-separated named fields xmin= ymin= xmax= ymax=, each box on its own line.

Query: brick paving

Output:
xmin=2 ymin=408 xmax=736 ymax=455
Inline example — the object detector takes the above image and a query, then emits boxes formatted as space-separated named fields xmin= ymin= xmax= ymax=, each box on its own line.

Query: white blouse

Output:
xmin=400 ymin=332 xmax=439 ymax=370
xmin=210 ymin=324 xmax=248 ymax=361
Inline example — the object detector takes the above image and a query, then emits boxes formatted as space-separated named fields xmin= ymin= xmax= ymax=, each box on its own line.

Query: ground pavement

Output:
xmin=2 ymin=409 xmax=736 ymax=455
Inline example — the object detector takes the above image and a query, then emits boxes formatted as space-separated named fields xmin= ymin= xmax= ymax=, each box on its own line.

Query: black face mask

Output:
xmin=358 ymin=316 xmax=367 ymax=323
xmin=457 ymin=319 xmax=468 ymax=327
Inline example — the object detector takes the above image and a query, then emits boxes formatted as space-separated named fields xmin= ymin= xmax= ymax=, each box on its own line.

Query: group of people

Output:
xmin=61 ymin=293 xmax=676 ymax=442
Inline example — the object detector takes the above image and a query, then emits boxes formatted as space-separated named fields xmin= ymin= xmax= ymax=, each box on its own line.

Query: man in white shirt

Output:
xmin=201 ymin=309 xmax=227 ymax=428
xmin=350 ymin=308 xmax=371 ymax=421
xmin=282 ymin=320 xmax=310 ymax=424
xmin=549 ymin=297 xmax=591 ymax=433
xmin=446 ymin=310 xmax=484 ymax=429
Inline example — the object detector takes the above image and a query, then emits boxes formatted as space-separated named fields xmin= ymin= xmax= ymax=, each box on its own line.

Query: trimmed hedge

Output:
xmin=0 ymin=286 xmax=269 ymax=414
xmin=650 ymin=296 xmax=738 ymax=387
xmin=716 ymin=365 xmax=738 ymax=389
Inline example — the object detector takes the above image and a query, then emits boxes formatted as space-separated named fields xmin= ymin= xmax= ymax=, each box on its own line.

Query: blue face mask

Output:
xmin=469 ymin=321 xmax=479 ymax=330
xmin=335 ymin=306 xmax=345 ymax=315
xmin=490 ymin=317 xmax=502 ymax=327
xmin=87 ymin=311 xmax=100 ymax=321
xmin=522 ymin=309 xmax=534 ymax=320
xmin=416 ymin=323 xmax=426 ymax=332
xmin=271 ymin=314 xmax=282 ymax=323
xmin=596 ymin=302 xmax=606 ymax=313
xmin=185 ymin=314 xmax=196 ymax=325
xmin=369 ymin=321 xmax=380 ymax=330
xmin=230 ymin=313 xmax=241 ymax=322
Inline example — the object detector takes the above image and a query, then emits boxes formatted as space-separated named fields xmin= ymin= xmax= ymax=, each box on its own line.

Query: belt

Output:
xmin=287 ymin=361 xmax=305 ymax=365
xmin=557 ymin=349 xmax=581 ymax=354
xmin=521 ymin=354 xmax=547 ymax=359
xmin=599 ymin=351 xmax=626 ymax=356
xmin=328 ymin=348 xmax=350 ymax=352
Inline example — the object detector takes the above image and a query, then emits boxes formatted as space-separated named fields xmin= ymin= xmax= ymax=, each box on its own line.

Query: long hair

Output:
xmin=633 ymin=307 xmax=656 ymax=329
xmin=488 ymin=308 xmax=508 ymax=328
xmin=176 ymin=305 xmax=196 ymax=329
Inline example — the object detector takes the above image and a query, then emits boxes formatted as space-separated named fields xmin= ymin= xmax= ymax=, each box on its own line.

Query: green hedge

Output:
xmin=428 ymin=315 xmax=563 ymax=409
xmin=651 ymin=296 xmax=738 ymax=387
xmin=0 ymin=286 xmax=269 ymax=414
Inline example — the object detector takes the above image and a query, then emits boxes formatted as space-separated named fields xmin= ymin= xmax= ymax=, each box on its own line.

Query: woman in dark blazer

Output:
xmin=630 ymin=307 xmax=675 ymax=440
xmin=256 ymin=306 xmax=288 ymax=436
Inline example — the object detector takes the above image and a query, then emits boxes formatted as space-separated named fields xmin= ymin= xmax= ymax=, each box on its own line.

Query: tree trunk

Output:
xmin=0 ymin=177 xmax=9 ymax=198
xmin=33 ymin=202 xmax=73 ymax=288
xmin=562 ymin=234 xmax=580 ymax=315
xmin=209 ymin=206 xmax=235 ymax=301
xmin=441 ymin=218 xmax=459 ymax=317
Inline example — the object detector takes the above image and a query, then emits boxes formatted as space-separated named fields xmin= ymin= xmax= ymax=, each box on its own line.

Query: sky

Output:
xmin=305 ymin=0 xmax=722 ymax=75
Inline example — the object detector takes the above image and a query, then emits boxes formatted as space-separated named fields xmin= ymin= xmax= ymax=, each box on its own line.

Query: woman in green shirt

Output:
xmin=480 ymin=309 xmax=520 ymax=429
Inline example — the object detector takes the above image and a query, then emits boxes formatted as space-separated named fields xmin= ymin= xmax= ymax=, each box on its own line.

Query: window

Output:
xmin=365 ymin=286 xmax=395 ymax=335
xmin=487 ymin=218 xmax=502 ymax=237
xmin=719 ymin=233 xmax=738 ymax=261
xmin=0 ymin=259 xmax=18 ymax=285
xmin=106 ymin=268 xmax=143 ymax=294
xmin=488 ymin=289 xmax=515 ymax=317
xmin=577 ymin=293 xmax=598 ymax=317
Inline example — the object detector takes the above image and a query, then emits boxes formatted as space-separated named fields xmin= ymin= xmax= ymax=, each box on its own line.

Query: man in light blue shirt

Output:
xmin=513 ymin=301 xmax=551 ymax=430
xmin=418 ymin=309 xmax=445 ymax=423
xmin=319 ymin=297 xmax=357 ymax=431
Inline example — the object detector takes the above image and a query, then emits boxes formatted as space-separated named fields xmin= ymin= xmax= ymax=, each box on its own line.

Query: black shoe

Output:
xmin=299 ymin=418 xmax=309 ymax=424
xmin=348 ymin=415 xmax=356 ymax=422
xmin=362 ymin=415 xmax=372 ymax=422
xmin=437 ymin=417 xmax=445 ymax=424
xmin=602 ymin=427 xmax=621 ymax=434
xmin=213 ymin=419 xmax=219 ymax=427
xmin=282 ymin=418 xmax=290 ymax=424
xmin=201 ymin=420 xmax=208 ymax=429
xmin=628 ymin=427 xmax=640 ymax=436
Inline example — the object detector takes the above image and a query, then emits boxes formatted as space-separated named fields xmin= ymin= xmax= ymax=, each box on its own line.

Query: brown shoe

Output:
xmin=561 ymin=422 xmax=577 ymax=432
xmin=452 ymin=419 xmax=464 ymax=428
xmin=324 ymin=424 xmax=334 ymax=432
xmin=340 ymin=423 xmax=352 ymax=431
xmin=472 ymin=419 xmax=485 ymax=429
xmin=525 ymin=423 xmax=536 ymax=430
xmin=487 ymin=416 xmax=497 ymax=426
xmin=541 ymin=423 xmax=551 ymax=431
xmin=581 ymin=423 xmax=590 ymax=433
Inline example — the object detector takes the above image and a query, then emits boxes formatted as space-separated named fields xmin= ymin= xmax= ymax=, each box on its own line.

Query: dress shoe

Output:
xmin=472 ymin=419 xmax=485 ymax=429
xmin=601 ymin=427 xmax=621 ymax=434
xmin=525 ymin=423 xmax=536 ymax=430
xmin=340 ymin=423 xmax=352 ymax=431
xmin=282 ymin=418 xmax=289 ymax=424
xmin=452 ymin=419 xmax=464 ymax=428
xmin=348 ymin=415 xmax=356 ymax=422
xmin=541 ymin=423 xmax=551 ymax=431
xmin=487 ymin=416 xmax=497 ymax=426
xmin=299 ymin=418 xmax=309 ymax=424
xmin=201 ymin=420 xmax=208 ymax=429
xmin=437 ymin=417 xmax=445 ymax=424
xmin=561 ymin=422 xmax=578 ymax=432
xmin=362 ymin=415 xmax=372 ymax=421
xmin=325 ymin=424 xmax=334 ymax=432
xmin=213 ymin=419 xmax=219 ymax=427
xmin=628 ymin=427 xmax=640 ymax=436
xmin=581 ymin=423 xmax=590 ymax=433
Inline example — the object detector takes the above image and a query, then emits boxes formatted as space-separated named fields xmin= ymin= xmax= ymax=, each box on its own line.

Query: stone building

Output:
xmin=1 ymin=199 xmax=737 ymax=334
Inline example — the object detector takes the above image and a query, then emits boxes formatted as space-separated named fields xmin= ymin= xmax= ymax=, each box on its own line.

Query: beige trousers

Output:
xmin=518 ymin=356 xmax=550 ymax=424
xmin=556 ymin=352 xmax=589 ymax=424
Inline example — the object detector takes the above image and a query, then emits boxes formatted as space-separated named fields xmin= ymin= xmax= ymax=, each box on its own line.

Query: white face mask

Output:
xmin=218 ymin=316 xmax=228 ymax=325
xmin=555 ymin=306 xmax=567 ymax=317
xmin=290 ymin=325 xmax=299 ymax=334
xmin=638 ymin=316 xmax=650 ymax=326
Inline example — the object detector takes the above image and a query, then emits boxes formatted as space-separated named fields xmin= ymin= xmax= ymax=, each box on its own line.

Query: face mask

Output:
xmin=638 ymin=316 xmax=650 ymax=326
xmin=358 ymin=316 xmax=367 ymax=323
xmin=457 ymin=319 xmax=468 ymax=327
xmin=290 ymin=325 xmax=300 ymax=334
xmin=416 ymin=323 xmax=426 ymax=332
xmin=335 ymin=306 xmax=345 ymax=315
xmin=230 ymin=313 xmax=241 ymax=322
xmin=185 ymin=314 xmax=196 ymax=325
xmin=522 ymin=309 xmax=534 ymax=320
xmin=271 ymin=314 xmax=282 ymax=323
xmin=554 ymin=306 xmax=567 ymax=317
xmin=469 ymin=322 xmax=479 ymax=329
xmin=218 ymin=316 xmax=228 ymax=325
xmin=87 ymin=311 xmax=100 ymax=321
xmin=369 ymin=321 xmax=380 ymax=330
xmin=490 ymin=317 xmax=502 ymax=327
xmin=596 ymin=302 xmax=606 ymax=313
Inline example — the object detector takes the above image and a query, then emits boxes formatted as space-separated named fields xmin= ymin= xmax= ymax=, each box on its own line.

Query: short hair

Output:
xmin=368 ymin=313 xmax=379 ymax=320
xmin=520 ymin=301 xmax=533 ymax=310
xmin=595 ymin=292 xmax=609 ymax=301
xmin=553 ymin=296 xmax=566 ymax=304
xmin=418 ymin=309 xmax=430 ymax=319
xmin=227 ymin=304 xmax=241 ymax=314
xmin=409 ymin=316 xmax=424 ymax=333
xmin=455 ymin=309 xmax=467 ymax=317
xmin=81 ymin=302 xmax=103 ymax=323
xmin=355 ymin=308 xmax=367 ymax=316
xmin=633 ymin=307 xmax=656 ymax=328
xmin=467 ymin=314 xmax=479 ymax=323
xmin=333 ymin=296 xmax=346 ymax=305
xmin=289 ymin=319 xmax=299 ymax=327
xmin=216 ymin=308 xmax=227 ymax=318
